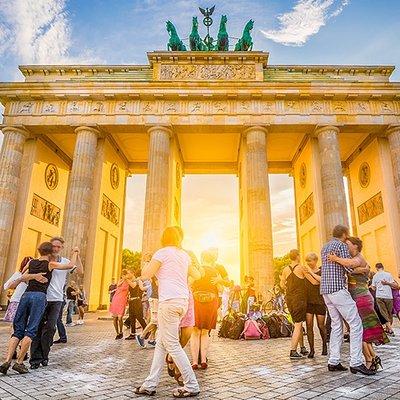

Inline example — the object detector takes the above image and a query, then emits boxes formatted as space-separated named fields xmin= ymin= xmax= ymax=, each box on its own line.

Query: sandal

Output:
xmin=166 ymin=355 xmax=175 ymax=377
xmin=173 ymin=388 xmax=200 ymax=398
xmin=174 ymin=370 xmax=184 ymax=387
xmin=191 ymin=364 xmax=198 ymax=370
xmin=134 ymin=387 xmax=156 ymax=396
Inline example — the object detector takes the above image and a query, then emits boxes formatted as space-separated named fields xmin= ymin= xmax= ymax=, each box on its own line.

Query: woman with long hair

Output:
xmin=303 ymin=253 xmax=327 ymax=358
xmin=110 ymin=269 xmax=134 ymax=339
xmin=328 ymin=237 xmax=389 ymax=371
xmin=190 ymin=250 xmax=221 ymax=370
xmin=135 ymin=226 xmax=201 ymax=398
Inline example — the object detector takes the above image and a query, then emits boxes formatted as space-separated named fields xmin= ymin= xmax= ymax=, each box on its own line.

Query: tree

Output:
xmin=273 ymin=253 xmax=291 ymax=286
xmin=121 ymin=249 xmax=142 ymax=273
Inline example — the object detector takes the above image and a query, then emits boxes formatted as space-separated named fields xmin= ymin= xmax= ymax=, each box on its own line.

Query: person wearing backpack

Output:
xmin=280 ymin=249 xmax=309 ymax=359
xmin=190 ymin=250 xmax=221 ymax=370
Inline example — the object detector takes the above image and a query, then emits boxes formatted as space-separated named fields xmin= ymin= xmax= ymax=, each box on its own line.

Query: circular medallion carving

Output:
xmin=45 ymin=164 xmax=59 ymax=190
xmin=299 ymin=163 xmax=307 ymax=188
xmin=359 ymin=162 xmax=371 ymax=188
xmin=110 ymin=163 xmax=120 ymax=190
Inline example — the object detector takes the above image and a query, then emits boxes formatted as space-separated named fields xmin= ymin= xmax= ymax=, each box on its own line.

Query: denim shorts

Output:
xmin=13 ymin=291 xmax=47 ymax=340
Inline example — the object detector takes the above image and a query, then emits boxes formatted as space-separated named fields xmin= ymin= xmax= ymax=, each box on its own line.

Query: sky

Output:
xmin=1 ymin=0 xmax=400 ymax=281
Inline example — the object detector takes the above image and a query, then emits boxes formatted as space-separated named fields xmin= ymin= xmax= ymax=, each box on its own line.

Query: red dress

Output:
xmin=109 ymin=280 xmax=129 ymax=316
xmin=192 ymin=266 xmax=219 ymax=330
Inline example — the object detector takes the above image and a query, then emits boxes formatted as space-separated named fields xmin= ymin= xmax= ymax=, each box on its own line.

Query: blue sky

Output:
xmin=1 ymin=0 xmax=400 ymax=280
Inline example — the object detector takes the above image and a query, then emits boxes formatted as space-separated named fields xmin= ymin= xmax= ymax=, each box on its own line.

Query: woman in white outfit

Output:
xmin=135 ymin=226 xmax=201 ymax=398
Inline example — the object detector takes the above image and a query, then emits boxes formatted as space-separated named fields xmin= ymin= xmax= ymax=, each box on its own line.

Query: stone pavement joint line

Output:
xmin=0 ymin=315 xmax=399 ymax=399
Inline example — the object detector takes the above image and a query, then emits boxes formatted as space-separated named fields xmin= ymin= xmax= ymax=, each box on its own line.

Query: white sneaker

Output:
xmin=66 ymin=322 xmax=76 ymax=327
xmin=77 ymin=320 xmax=84 ymax=325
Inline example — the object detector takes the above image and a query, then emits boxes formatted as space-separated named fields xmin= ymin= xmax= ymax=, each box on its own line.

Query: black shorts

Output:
xmin=306 ymin=303 xmax=326 ymax=316
xmin=287 ymin=297 xmax=306 ymax=323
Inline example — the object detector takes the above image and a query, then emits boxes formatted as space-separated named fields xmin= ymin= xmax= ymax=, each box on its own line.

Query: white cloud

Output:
xmin=0 ymin=0 xmax=100 ymax=64
xmin=260 ymin=0 xmax=350 ymax=46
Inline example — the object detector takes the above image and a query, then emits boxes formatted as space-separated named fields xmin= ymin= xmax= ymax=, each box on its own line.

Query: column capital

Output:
xmin=313 ymin=125 xmax=340 ymax=137
xmin=384 ymin=124 xmax=400 ymax=137
xmin=147 ymin=125 xmax=173 ymax=138
xmin=74 ymin=126 xmax=103 ymax=137
xmin=243 ymin=125 xmax=269 ymax=137
xmin=0 ymin=125 xmax=30 ymax=139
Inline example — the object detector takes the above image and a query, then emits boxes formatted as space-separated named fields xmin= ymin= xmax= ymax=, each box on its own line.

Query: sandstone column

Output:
xmin=142 ymin=126 xmax=172 ymax=256
xmin=315 ymin=126 xmax=348 ymax=240
xmin=0 ymin=126 xmax=30 ymax=288
xmin=386 ymin=125 xmax=400 ymax=213
xmin=62 ymin=126 xmax=100 ymax=260
xmin=241 ymin=126 xmax=274 ymax=293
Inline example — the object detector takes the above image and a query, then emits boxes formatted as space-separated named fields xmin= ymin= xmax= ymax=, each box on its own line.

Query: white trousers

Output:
xmin=141 ymin=298 xmax=199 ymax=393
xmin=323 ymin=289 xmax=363 ymax=367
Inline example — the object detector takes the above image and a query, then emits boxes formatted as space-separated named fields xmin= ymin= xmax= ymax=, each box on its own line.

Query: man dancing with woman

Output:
xmin=328 ymin=236 xmax=389 ymax=371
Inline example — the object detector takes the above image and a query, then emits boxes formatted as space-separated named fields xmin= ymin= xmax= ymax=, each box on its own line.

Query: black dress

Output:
xmin=128 ymin=284 xmax=147 ymax=335
xmin=285 ymin=265 xmax=307 ymax=323
xmin=305 ymin=269 xmax=326 ymax=316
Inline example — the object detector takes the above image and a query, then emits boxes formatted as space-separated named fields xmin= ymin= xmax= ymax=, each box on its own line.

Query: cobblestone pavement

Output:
xmin=0 ymin=313 xmax=399 ymax=400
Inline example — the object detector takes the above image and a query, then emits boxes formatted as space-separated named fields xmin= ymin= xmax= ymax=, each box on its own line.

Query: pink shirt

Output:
xmin=153 ymin=246 xmax=191 ymax=302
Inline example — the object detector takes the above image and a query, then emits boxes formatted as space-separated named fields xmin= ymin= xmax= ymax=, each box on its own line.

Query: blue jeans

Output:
xmin=13 ymin=292 xmax=47 ymax=339
xmin=66 ymin=300 xmax=75 ymax=324
xmin=56 ymin=301 xmax=67 ymax=341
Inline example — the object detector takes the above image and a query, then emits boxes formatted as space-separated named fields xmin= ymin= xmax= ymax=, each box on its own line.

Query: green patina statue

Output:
xmin=166 ymin=7 xmax=254 ymax=52
xmin=234 ymin=19 xmax=254 ymax=51
xmin=189 ymin=17 xmax=207 ymax=51
xmin=166 ymin=20 xmax=187 ymax=51
xmin=216 ymin=15 xmax=229 ymax=51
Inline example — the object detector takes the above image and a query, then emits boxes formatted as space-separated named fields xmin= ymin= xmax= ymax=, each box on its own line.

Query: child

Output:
xmin=0 ymin=242 xmax=79 ymax=374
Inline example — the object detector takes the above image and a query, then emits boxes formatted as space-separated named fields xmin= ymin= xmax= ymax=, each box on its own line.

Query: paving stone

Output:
xmin=0 ymin=314 xmax=399 ymax=399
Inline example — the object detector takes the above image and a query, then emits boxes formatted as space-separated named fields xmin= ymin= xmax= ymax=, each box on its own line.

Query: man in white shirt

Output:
xmin=30 ymin=236 xmax=83 ymax=369
xmin=371 ymin=263 xmax=395 ymax=336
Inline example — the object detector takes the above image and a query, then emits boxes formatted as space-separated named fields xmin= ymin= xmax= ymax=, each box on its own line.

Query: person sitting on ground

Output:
xmin=280 ymin=249 xmax=309 ymax=359
xmin=0 ymin=243 xmax=79 ymax=375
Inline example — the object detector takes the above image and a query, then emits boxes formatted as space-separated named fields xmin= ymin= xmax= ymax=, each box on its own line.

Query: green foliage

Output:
xmin=121 ymin=249 xmax=142 ymax=273
xmin=273 ymin=253 xmax=291 ymax=287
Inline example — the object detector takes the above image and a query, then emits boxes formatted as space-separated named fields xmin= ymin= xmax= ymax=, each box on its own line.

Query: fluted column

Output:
xmin=386 ymin=125 xmax=400 ymax=214
xmin=315 ymin=126 xmax=348 ymax=240
xmin=142 ymin=126 xmax=172 ymax=256
xmin=0 ymin=126 xmax=30 ymax=288
xmin=62 ymin=126 xmax=100 ymax=260
xmin=243 ymin=126 xmax=274 ymax=293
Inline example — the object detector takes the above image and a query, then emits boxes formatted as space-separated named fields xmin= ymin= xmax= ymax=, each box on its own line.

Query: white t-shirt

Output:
xmin=372 ymin=270 xmax=395 ymax=299
xmin=3 ymin=272 xmax=28 ymax=303
xmin=153 ymin=246 xmax=190 ymax=302
xmin=47 ymin=257 xmax=76 ymax=302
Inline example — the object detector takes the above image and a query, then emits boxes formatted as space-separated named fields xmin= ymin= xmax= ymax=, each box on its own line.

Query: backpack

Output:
xmin=264 ymin=315 xmax=281 ymax=338
xmin=257 ymin=320 xmax=270 ymax=340
xmin=241 ymin=319 xmax=262 ymax=340
xmin=228 ymin=314 xmax=245 ymax=340
xmin=218 ymin=314 xmax=234 ymax=338
xmin=279 ymin=315 xmax=294 ymax=337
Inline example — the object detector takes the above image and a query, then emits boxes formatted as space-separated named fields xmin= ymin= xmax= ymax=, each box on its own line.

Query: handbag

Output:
xmin=193 ymin=291 xmax=217 ymax=303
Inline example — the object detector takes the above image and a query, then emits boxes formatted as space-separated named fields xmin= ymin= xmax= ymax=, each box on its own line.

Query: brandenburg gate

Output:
xmin=0 ymin=50 xmax=400 ymax=309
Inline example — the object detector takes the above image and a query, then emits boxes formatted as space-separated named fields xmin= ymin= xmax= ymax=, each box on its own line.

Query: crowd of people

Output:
xmin=1 ymin=224 xmax=399 ymax=398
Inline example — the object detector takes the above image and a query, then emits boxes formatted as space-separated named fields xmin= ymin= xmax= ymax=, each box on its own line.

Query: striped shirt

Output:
xmin=320 ymin=238 xmax=351 ymax=295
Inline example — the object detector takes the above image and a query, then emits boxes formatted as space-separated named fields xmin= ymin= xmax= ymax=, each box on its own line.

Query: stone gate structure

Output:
xmin=0 ymin=51 xmax=399 ymax=309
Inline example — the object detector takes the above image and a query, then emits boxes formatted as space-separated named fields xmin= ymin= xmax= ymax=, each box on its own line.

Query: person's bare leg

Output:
xmin=118 ymin=317 xmax=123 ymax=334
xmin=16 ymin=337 xmax=32 ymax=364
xmin=112 ymin=316 xmax=119 ymax=334
xmin=180 ymin=327 xmax=193 ymax=348
xmin=4 ymin=337 xmax=20 ymax=363
xmin=291 ymin=322 xmax=302 ymax=351
xmin=190 ymin=328 xmax=200 ymax=366
xmin=306 ymin=313 xmax=314 ymax=356
xmin=200 ymin=330 xmax=209 ymax=364
xmin=79 ymin=307 xmax=84 ymax=320
xmin=316 ymin=314 xmax=328 ymax=355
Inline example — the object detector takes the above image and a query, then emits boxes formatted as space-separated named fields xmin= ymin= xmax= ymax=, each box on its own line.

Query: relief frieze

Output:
xmin=299 ymin=193 xmax=314 ymax=225
xmin=159 ymin=64 xmax=257 ymax=81
xmin=357 ymin=192 xmax=384 ymax=225
xmin=101 ymin=194 xmax=120 ymax=226
xmin=30 ymin=193 xmax=61 ymax=226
